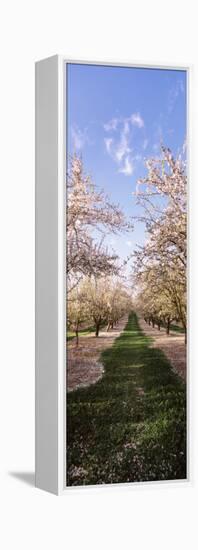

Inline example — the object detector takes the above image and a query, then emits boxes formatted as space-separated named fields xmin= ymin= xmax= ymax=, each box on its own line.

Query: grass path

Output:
xmin=67 ymin=312 xmax=186 ymax=486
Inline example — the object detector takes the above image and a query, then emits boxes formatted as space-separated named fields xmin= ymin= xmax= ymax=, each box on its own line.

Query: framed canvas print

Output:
xmin=35 ymin=56 xmax=189 ymax=494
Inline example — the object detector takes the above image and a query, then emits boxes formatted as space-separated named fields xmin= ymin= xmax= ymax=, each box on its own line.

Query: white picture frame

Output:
xmin=35 ymin=55 xmax=65 ymax=494
xmin=35 ymin=55 xmax=191 ymax=495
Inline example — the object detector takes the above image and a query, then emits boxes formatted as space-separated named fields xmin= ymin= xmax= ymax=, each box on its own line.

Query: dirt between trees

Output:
xmin=67 ymin=316 xmax=129 ymax=391
xmin=67 ymin=314 xmax=186 ymax=392
xmin=138 ymin=317 xmax=186 ymax=381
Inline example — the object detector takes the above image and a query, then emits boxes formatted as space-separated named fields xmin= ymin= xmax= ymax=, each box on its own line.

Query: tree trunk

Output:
xmin=107 ymin=320 xmax=113 ymax=332
xmin=95 ymin=323 xmax=100 ymax=337
xmin=158 ymin=322 xmax=161 ymax=330
xmin=152 ymin=319 xmax=155 ymax=328
xmin=75 ymin=327 xmax=79 ymax=346
xmin=166 ymin=319 xmax=170 ymax=335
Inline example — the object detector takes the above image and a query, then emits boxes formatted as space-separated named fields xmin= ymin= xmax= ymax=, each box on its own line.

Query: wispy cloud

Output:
xmin=104 ymin=112 xmax=144 ymax=133
xmin=115 ymin=121 xmax=131 ymax=162
xmin=104 ymin=117 xmax=119 ymax=131
xmin=168 ymin=79 xmax=185 ymax=114
xmin=71 ymin=125 xmax=88 ymax=150
xmin=130 ymin=112 xmax=144 ymax=128
xmin=104 ymin=137 xmax=113 ymax=154
xmin=104 ymin=112 xmax=144 ymax=176
xmin=119 ymin=156 xmax=134 ymax=176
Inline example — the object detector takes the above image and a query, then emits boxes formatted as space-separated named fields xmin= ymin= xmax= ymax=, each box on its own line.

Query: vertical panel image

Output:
xmin=65 ymin=63 xmax=187 ymax=487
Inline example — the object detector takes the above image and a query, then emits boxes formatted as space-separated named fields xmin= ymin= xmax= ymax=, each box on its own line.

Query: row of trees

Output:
xmin=67 ymin=147 xmax=187 ymax=345
xmin=67 ymin=156 xmax=132 ymax=344
xmin=68 ymin=276 xmax=132 ymax=344
xmin=132 ymin=146 xmax=187 ymax=341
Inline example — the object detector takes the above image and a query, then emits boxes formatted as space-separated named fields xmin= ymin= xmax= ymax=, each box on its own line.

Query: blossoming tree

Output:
xmin=67 ymin=156 xmax=131 ymax=291
xmin=132 ymin=146 xmax=187 ymax=340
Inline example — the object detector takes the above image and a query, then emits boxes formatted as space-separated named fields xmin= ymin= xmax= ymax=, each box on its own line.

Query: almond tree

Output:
xmin=67 ymin=285 xmax=89 ymax=346
xmin=106 ymin=280 xmax=132 ymax=330
xmin=132 ymin=146 xmax=187 ymax=339
xmin=81 ymin=276 xmax=132 ymax=337
xmin=81 ymin=277 xmax=109 ymax=337
xmin=67 ymin=156 xmax=131 ymax=291
xmin=134 ymin=147 xmax=186 ymax=268
xmin=136 ymin=268 xmax=179 ymax=333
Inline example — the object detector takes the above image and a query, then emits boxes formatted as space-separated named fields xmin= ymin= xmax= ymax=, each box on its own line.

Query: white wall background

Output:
xmin=0 ymin=1 xmax=197 ymax=548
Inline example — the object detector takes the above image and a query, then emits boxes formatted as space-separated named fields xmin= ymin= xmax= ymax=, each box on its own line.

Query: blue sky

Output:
xmin=66 ymin=63 xmax=186 ymax=271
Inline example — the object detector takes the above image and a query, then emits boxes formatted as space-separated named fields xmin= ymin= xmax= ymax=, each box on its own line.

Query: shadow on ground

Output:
xmin=9 ymin=472 xmax=35 ymax=487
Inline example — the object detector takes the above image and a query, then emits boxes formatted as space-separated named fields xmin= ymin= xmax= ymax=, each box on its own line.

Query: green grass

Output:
xmin=159 ymin=322 xmax=185 ymax=334
xmin=67 ymin=325 xmax=96 ymax=342
xmin=169 ymin=323 xmax=185 ymax=334
xmin=67 ymin=322 xmax=105 ymax=341
xmin=67 ymin=312 xmax=186 ymax=486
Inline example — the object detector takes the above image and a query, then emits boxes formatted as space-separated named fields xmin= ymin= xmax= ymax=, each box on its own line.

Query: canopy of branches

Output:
xmin=132 ymin=146 xmax=187 ymax=335
xmin=67 ymin=156 xmax=131 ymax=291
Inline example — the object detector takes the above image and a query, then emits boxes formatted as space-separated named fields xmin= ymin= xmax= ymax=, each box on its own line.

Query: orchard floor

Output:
xmin=67 ymin=312 xmax=186 ymax=486
xmin=67 ymin=315 xmax=128 ymax=391
xmin=138 ymin=318 xmax=186 ymax=381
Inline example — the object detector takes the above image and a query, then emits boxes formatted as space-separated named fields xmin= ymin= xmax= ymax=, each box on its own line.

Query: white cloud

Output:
xmin=104 ymin=117 xmax=119 ymax=131
xmin=126 ymin=240 xmax=133 ymax=247
xmin=71 ymin=125 xmax=88 ymax=150
xmin=104 ymin=112 xmax=144 ymax=132
xmin=168 ymin=79 xmax=185 ymax=114
xmin=115 ymin=121 xmax=131 ymax=162
xmin=119 ymin=156 xmax=134 ymax=176
xmin=103 ymin=112 xmax=145 ymax=176
xmin=104 ymin=137 xmax=113 ymax=154
xmin=130 ymin=112 xmax=144 ymax=128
